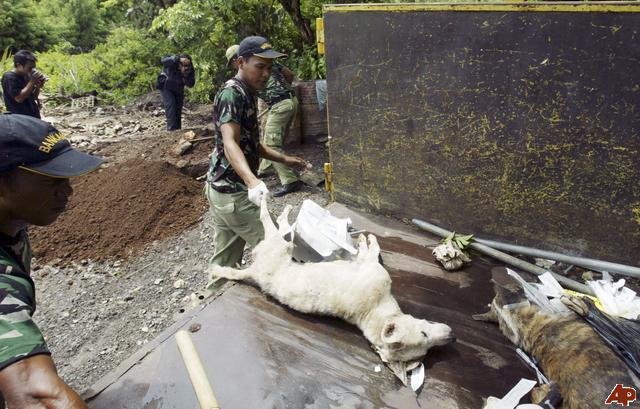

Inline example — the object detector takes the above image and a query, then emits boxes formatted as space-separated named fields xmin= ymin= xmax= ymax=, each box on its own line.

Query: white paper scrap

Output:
xmin=537 ymin=272 xmax=564 ymax=298
xmin=409 ymin=363 xmax=425 ymax=391
xmin=501 ymin=378 xmax=538 ymax=408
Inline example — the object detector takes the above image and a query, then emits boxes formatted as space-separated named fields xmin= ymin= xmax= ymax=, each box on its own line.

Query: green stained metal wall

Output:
xmin=324 ymin=4 xmax=640 ymax=265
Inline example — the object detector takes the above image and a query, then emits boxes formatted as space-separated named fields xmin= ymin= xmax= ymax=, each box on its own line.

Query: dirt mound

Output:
xmin=31 ymin=159 xmax=207 ymax=264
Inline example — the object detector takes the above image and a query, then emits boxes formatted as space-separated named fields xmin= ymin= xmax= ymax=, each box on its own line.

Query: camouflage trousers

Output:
xmin=258 ymin=96 xmax=299 ymax=186
xmin=204 ymin=184 xmax=264 ymax=269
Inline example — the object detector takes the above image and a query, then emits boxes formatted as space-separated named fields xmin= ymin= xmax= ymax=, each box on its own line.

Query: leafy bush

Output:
xmin=90 ymin=27 xmax=170 ymax=103
xmin=33 ymin=28 xmax=169 ymax=104
xmin=151 ymin=0 xmax=302 ymax=101
xmin=290 ymin=45 xmax=325 ymax=80
xmin=36 ymin=44 xmax=101 ymax=97
xmin=0 ymin=0 xmax=55 ymax=51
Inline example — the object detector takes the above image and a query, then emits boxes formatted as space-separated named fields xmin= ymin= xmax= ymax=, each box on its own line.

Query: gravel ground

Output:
xmin=30 ymin=100 xmax=330 ymax=393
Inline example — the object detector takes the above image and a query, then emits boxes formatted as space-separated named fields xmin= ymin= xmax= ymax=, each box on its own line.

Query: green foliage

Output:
xmin=90 ymin=27 xmax=170 ymax=103
xmin=66 ymin=0 xmax=108 ymax=51
xmin=290 ymin=45 xmax=325 ymax=80
xmin=36 ymin=45 xmax=101 ymax=96
xmin=442 ymin=232 xmax=474 ymax=251
xmin=0 ymin=47 xmax=12 ymax=111
xmin=151 ymin=0 xmax=301 ymax=101
xmin=0 ymin=0 xmax=55 ymax=51
xmin=100 ymin=0 xmax=170 ymax=29
xmin=35 ymin=28 xmax=169 ymax=104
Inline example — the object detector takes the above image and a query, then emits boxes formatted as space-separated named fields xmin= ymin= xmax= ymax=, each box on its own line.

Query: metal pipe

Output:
xmin=474 ymin=238 xmax=640 ymax=279
xmin=411 ymin=218 xmax=594 ymax=296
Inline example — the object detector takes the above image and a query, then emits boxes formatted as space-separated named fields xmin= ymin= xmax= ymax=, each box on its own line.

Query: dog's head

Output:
xmin=376 ymin=314 xmax=454 ymax=384
xmin=376 ymin=314 xmax=453 ymax=366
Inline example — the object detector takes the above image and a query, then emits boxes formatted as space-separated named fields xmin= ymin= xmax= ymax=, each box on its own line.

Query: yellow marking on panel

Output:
xmin=324 ymin=2 xmax=640 ymax=13
xmin=316 ymin=17 xmax=325 ymax=55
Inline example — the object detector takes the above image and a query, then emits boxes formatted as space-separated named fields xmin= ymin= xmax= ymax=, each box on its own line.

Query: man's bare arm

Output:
xmin=0 ymin=354 xmax=88 ymax=408
xmin=221 ymin=122 xmax=261 ymax=189
xmin=12 ymin=80 xmax=38 ymax=104
xmin=258 ymin=143 xmax=306 ymax=170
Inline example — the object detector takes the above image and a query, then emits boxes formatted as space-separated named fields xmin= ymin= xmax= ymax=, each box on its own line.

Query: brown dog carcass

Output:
xmin=474 ymin=282 xmax=639 ymax=408
xmin=208 ymin=198 xmax=454 ymax=383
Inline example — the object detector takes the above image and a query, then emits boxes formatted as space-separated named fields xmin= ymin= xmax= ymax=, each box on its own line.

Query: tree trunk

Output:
xmin=277 ymin=0 xmax=314 ymax=45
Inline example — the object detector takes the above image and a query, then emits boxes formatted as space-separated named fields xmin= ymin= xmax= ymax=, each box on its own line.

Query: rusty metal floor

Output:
xmin=84 ymin=203 xmax=531 ymax=409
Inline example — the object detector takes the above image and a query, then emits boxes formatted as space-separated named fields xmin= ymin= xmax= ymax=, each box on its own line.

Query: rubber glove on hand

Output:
xmin=248 ymin=181 xmax=269 ymax=206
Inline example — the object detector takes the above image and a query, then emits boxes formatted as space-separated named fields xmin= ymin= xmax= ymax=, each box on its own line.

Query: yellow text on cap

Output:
xmin=38 ymin=132 xmax=67 ymax=153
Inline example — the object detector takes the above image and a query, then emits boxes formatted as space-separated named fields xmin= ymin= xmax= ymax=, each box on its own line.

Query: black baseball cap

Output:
xmin=0 ymin=113 xmax=103 ymax=177
xmin=237 ymin=36 xmax=286 ymax=60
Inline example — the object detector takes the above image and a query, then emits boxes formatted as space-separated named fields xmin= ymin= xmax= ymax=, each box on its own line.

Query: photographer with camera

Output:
xmin=157 ymin=54 xmax=195 ymax=131
xmin=1 ymin=50 xmax=46 ymax=118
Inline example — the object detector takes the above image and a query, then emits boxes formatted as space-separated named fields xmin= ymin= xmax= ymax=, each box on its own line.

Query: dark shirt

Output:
xmin=158 ymin=56 xmax=195 ymax=94
xmin=207 ymin=77 xmax=260 ymax=193
xmin=1 ymin=71 xmax=40 ymax=118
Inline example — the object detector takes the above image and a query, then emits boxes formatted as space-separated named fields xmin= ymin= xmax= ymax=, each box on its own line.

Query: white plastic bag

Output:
xmin=292 ymin=200 xmax=357 ymax=260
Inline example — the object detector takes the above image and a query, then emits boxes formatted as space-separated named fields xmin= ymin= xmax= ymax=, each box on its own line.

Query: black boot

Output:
xmin=273 ymin=181 xmax=303 ymax=197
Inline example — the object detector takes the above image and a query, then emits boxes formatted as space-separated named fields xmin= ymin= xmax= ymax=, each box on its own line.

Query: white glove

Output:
xmin=248 ymin=181 xmax=269 ymax=206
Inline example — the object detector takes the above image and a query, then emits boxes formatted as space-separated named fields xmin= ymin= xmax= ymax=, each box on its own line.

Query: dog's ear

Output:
xmin=381 ymin=320 xmax=403 ymax=346
xmin=384 ymin=322 xmax=396 ymax=337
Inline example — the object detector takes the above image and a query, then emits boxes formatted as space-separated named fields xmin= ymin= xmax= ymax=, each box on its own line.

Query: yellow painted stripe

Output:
xmin=316 ymin=17 xmax=325 ymax=55
xmin=18 ymin=165 xmax=96 ymax=178
xmin=324 ymin=2 xmax=640 ymax=13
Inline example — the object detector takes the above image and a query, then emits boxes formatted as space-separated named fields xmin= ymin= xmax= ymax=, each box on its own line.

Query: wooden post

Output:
xmin=175 ymin=330 xmax=220 ymax=409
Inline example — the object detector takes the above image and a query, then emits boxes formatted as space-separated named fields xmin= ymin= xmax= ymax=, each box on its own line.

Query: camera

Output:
xmin=30 ymin=69 xmax=48 ymax=83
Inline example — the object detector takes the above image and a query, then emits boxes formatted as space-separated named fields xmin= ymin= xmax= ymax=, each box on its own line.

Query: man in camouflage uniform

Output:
xmin=257 ymin=60 xmax=302 ymax=197
xmin=206 ymin=36 xmax=306 ymax=268
xmin=0 ymin=113 xmax=102 ymax=408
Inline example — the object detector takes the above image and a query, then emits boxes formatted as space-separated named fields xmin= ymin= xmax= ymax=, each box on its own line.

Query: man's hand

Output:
xmin=258 ymin=144 xmax=308 ymax=171
xmin=248 ymin=181 xmax=269 ymax=206
xmin=283 ymin=155 xmax=308 ymax=171
xmin=30 ymin=70 xmax=47 ymax=86
xmin=0 ymin=355 xmax=88 ymax=408
xmin=179 ymin=58 xmax=192 ymax=77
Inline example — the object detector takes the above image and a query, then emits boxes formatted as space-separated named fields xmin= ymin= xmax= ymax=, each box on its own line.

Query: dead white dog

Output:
xmin=208 ymin=198 xmax=454 ymax=383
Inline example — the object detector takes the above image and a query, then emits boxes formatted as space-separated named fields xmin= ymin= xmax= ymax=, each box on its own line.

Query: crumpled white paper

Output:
xmin=432 ymin=241 xmax=470 ymax=271
xmin=587 ymin=272 xmax=640 ymax=319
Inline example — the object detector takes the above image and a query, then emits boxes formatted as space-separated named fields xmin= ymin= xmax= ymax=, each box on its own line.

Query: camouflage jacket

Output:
xmin=0 ymin=229 xmax=50 ymax=370
xmin=257 ymin=62 xmax=293 ymax=107
xmin=207 ymin=77 xmax=260 ymax=193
